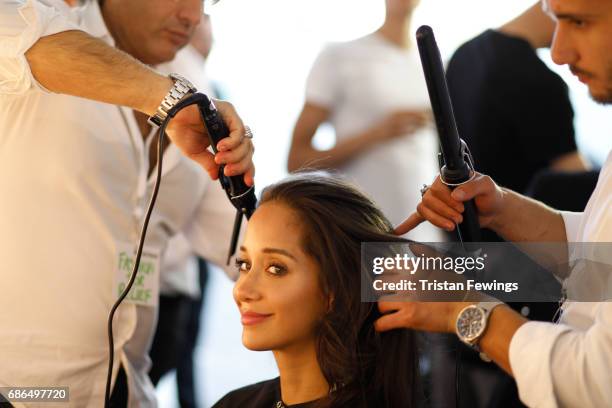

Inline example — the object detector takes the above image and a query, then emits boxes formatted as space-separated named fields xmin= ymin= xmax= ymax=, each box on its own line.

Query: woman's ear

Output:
xmin=326 ymin=294 xmax=335 ymax=313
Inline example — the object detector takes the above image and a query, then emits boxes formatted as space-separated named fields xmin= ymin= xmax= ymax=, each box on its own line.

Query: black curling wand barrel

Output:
xmin=416 ymin=25 xmax=481 ymax=242
xmin=197 ymin=95 xmax=257 ymax=219
xmin=169 ymin=93 xmax=256 ymax=262
xmin=196 ymin=95 xmax=257 ymax=263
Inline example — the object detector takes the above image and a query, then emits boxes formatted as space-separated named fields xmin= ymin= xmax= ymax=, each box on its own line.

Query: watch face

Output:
xmin=456 ymin=305 xmax=486 ymax=341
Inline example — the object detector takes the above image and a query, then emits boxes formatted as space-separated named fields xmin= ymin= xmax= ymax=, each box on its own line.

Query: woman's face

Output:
xmin=233 ymin=201 xmax=328 ymax=351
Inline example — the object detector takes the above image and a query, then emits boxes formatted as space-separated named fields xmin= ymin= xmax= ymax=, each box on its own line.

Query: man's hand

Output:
xmin=375 ymin=299 xmax=525 ymax=375
xmin=166 ymin=100 xmax=255 ymax=186
xmin=375 ymin=300 xmax=468 ymax=333
xmin=395 ymin=172 xmax=506 ymax=234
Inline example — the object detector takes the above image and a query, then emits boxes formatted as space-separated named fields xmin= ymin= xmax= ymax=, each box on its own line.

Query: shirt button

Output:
xmin=133 ymin=206 xmax=144 ymax=220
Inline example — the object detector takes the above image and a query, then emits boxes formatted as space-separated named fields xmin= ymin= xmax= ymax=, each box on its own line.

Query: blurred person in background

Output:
xmin=287 ymin=0 xmax=442 ymax=243
xmin=446 ymin=1 xmax=590 ymax=234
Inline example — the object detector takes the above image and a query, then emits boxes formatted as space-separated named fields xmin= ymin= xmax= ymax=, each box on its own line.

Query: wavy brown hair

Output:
xmin=260 ymin=173 xmax=418 ymax=408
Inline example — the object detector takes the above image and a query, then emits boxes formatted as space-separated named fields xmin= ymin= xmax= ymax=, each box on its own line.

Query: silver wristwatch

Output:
xmin=147 ymin=73 xmax=197 ymax=127
xmin=455 ymin=301 xmax=502 ymax=353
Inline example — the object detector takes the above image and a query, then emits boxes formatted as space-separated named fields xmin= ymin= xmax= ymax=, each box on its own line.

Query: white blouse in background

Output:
xmin=305 ymin=33 xmax=442 ymax=242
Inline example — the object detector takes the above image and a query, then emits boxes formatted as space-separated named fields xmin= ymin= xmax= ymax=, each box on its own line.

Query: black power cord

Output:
xmin=103 ymin=97 xmax=197 ymax=408
xmin=103 ymin=113 xmax=168 ymax=408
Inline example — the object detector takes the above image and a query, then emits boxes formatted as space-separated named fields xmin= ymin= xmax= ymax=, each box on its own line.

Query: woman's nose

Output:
xmin=233 ymin=269 xmax=263 ymax=303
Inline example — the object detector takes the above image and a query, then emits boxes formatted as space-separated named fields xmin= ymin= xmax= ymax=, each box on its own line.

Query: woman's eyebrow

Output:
xmin=262 ymin=248 xmax=297 ymax=260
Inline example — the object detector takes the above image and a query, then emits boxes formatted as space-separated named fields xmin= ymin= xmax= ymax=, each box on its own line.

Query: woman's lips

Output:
xmin=240 ymin=311 xmax=273 ymax=326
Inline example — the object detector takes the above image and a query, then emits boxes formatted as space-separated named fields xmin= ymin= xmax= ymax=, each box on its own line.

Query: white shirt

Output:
xmin=509 ymin=151 xmax=612 ymax=407
xmin=306 ymin=33 xmax=442 ymax=241
xmin=0 ymin=1 xmax=236 ymax=406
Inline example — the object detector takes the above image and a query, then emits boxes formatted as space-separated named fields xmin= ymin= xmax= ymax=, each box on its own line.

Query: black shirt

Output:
xmin=212 ymin=378 xmax=322 ymax=408
xmin=446 ymin=29 xmax=577 ymax=195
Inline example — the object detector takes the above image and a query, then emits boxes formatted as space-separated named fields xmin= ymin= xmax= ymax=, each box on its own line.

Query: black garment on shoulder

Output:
xmin=212 ymin=378 xmax=321 ymax=408
xmin=446 ymin=29 xmax=577 ymax=196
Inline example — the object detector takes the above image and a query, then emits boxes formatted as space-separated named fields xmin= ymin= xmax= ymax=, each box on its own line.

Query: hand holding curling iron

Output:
xmin=166 ymin=99 xmax=255 ymax=186
xmin=396 ymin=172 xmax=507 ymax=234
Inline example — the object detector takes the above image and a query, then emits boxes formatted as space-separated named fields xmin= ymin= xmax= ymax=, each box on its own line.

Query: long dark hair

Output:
xmin=260 ymin=172 xmax=418 ymax=408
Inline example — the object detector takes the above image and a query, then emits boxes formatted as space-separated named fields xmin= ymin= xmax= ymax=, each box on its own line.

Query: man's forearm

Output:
xmin=491 ymin=188 xmax=567 ymax=242
xmin=25 ymin=30 xmax=171 ymax=115
xmin=289 ymin=127 xmax=381 ymax=171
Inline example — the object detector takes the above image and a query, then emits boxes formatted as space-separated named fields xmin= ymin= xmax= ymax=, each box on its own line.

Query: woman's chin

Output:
xmin=242 ymin=334 xmax=274 ymax=351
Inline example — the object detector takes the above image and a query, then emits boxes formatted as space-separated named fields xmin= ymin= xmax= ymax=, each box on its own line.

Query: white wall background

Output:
xmin=158 ymin=1 xmax=611 ymax=406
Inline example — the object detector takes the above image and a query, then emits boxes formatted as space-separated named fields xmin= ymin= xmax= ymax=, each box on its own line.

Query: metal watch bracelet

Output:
xmin=147 ymin=73 xmax=197 ymax=127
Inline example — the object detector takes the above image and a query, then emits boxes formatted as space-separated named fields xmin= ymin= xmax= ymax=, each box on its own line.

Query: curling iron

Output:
xmin=416 ymin=26 xmax=481 ymax=408
xmin=188 ymin=93 xmax=257 ymax=262
xmin=168 ymin=93 xmax=256 ymax=262
xmin=416 ymin=25 xmax=481 ymax=243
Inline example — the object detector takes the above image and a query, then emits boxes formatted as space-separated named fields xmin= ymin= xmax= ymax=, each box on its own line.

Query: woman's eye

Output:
xmin=266 ymin=264 xmax=287 ymax=276
xmin=570 ymin=18 xmax=585 ymax=27
xmin=235 ymin=259 xmax=250 ymax=273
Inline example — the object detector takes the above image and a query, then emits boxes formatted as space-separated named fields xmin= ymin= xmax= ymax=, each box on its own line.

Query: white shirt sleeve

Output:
xmin=509 ymin=303 xmax=612 ymax=408
xmin=561 ymin=211 xmax=584 ymax=242
xmin=305 ymin=44 xmax=342 ymax=108
xmin=182 ymin=179 xmax=244 ymax=281
xmin=0 ymin=0 xmax=79 ymax=95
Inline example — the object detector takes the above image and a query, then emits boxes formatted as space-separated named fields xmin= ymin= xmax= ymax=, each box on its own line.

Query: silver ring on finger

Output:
xmin=244 ymin=125 xmax=254 ymax=140
xmin=420 ymin=184 xmax=430 ymax=197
